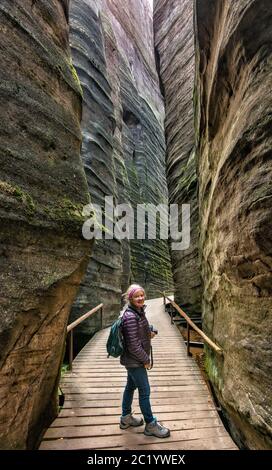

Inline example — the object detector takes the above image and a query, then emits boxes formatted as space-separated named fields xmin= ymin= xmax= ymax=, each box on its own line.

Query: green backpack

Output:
xmin=106 ymin=317 xmax=124 ymax=358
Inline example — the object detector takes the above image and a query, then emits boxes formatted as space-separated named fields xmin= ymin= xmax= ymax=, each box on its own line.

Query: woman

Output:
xmin=119 ymin=284 xmax=170 ymax=438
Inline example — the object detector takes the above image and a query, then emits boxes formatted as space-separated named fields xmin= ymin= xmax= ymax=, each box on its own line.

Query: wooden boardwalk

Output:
xmin=40 ymin=298 xmax=237 ymax=450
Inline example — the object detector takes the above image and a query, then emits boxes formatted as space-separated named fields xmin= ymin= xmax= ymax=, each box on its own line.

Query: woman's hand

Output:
xmin=144 ymin=363 xmax=151 ymax=369
xmin=150 ymin=331 xmax=156 ymax=339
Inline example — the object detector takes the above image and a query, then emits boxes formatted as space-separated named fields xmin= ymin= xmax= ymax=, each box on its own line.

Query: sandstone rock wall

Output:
xmin=69 ymin=0 xmax=173 ymax=339
xmin=195 ymin=0 xmax=272 ymax=449
xmin=103 ymin=0 xmax=173 ymax=299
xmin=154 ymin=0 xmax=202 ymax=316
xmin=0 ymin=0 xmax=91 ymax=448
xmin=69 ymin=0 xmax=123 ymax=337
xmin=100 ymin=0 xmax=173 ymax=299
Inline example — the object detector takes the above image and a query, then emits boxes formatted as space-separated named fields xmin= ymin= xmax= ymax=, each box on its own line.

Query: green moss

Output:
xmin=149 ymin=259 xmax=172 ymax=278
xmin=44 ymin=198 xmax=116 ymax=234
xmin=61 ymin=197 xmax=82 ymax=212
xmin=193 ymin=43 xmax=201 ymax=145
xmin=61 ymin=363 xmax=69 ymax=376
xmin=120 ymin=164 xmax=129 ymax=184
xmin=0 ymin=180 xmax=35 ymax=212
xmin=41 ymin=272 xmax=62 ymax=289
xmin=204 ymin=350 xmax=223 ymax=391
xmin=68 ymin=58 xmax=83 ymax=97
xmin=43 ymin=200 xmax=83 ymax=227
xmin=177 ymin=150 xmax=197 ymax=196
xmin=130 ymin=254 xmax=137 ymax=267
xmin=51 ymin=197 xmax=88 ymax=223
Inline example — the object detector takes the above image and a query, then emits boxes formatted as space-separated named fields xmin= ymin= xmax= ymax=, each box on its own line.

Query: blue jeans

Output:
xmin=122 ymin=367 xmax=154 ymax=424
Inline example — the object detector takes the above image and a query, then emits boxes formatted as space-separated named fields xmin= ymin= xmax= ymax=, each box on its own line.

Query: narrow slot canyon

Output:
xmin=0 ymin=0 xmax=271 ymax=451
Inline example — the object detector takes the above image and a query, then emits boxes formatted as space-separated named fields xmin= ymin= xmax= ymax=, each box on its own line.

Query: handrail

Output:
xmin=66 ymin=303 xmax=104 ymax=370
xmin=67 ymin=303 xmax=103 ymax=332
xmin=161 ymin=292 xmax=223 ymax=356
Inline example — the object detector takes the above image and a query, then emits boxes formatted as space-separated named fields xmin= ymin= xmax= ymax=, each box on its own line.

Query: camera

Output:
xmin=149 ymin=324 xmax=158 ymax=335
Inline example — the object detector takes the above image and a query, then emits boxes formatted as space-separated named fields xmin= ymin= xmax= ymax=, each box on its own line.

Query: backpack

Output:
xmin=106 ymin=317 xmax=124 ymax=358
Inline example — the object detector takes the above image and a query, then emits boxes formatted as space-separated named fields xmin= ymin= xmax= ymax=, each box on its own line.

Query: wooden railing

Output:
xmin=66 ymin=303 xmax=103 ymax=370
xmin=162 ymin=292 xmax=223 ymax=356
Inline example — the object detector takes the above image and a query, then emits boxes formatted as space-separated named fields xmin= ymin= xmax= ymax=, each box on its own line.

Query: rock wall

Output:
xmin=69 ymin=0 xmax=173 ymax=339
xmin=113 ymin=0 xmax=172 ymax=298
xmin=195 ymin=0 xmax=272 ymax=449
xmin=0 ymin=0 xmax=91 ymax=449
xmin=69 ymin=0 xmax=123 ymax=339
xmin=154 ymin=0 xmax=202 ymax=317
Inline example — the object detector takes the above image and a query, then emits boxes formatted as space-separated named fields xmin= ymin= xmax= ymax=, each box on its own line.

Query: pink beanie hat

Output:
xmin=127 ymin=284 xmax=144 ymax=300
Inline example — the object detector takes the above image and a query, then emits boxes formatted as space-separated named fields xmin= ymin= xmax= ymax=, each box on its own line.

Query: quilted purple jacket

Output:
xmin=120 ymin=304 xmax=151 ymax=368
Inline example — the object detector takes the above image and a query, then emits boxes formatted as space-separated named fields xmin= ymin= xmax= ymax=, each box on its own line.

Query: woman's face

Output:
xmin=130 ymin=290 xmax=145 ymax=309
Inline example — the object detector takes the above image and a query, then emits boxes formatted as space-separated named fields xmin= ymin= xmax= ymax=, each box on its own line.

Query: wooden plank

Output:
xmin=40 ymin=426 xmax=231 ymax=450
xmin=61 ymin=383 xmax=206 ymax=390
xmin=61 ymin=374 xmax=202 ymax=381
xmin=51 ymin=411 xmax=219 ymax=427
xmin=61 ymin=371 xmax=201 ymax=377
xmin=62 ymin=396 xmax=213 ymax=408
xmin=63 ymin=391 xmax=209 ymax=400
xmin=73 ymin=364 xmax=197 ymax=371
xmin=61 ymin=378 xmax=205 ymax=385
xmin=61 ymin=385 xmax=208 ymax=394
xmin=107 ymin=436 xmax=237 ymax=451
xmin=61 ymin=372 xmax=204 ymax=379
xmin=71 ymin=367 xmax=200 ymax=371
xmin=58 ymin=403 xmax=215 ymax=417
xmin=44 ymin=418 xmax=223 ymax=439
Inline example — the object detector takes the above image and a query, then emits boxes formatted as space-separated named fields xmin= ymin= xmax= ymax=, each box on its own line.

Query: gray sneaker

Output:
xmin=120 ymin=413 xmax=144 ymax=429
xmin=144 ymin=419 xmax=170 ymax=438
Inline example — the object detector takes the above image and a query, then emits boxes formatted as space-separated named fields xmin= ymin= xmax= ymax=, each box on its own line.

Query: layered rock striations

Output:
xmin=114 ymin=9 xmax=172 ymax=298
xmin=195 ymin=0 xmax=272 ymax=449
xmin=69 ymin=0 xmax=173 ymax=339
xmin=103 ymin=0 xmax=173 ymax=299
xmin=69 ymin=0 xmax=123 ymax=337
xmin=154 ymin=0 xmax=202 ymax=316
xmin=0 ymin=0 xmax=91 ymax=448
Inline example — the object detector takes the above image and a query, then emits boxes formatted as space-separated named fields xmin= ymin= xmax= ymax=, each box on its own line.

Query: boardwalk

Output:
xmin=40 ymin=298 xmax=237 ymax=450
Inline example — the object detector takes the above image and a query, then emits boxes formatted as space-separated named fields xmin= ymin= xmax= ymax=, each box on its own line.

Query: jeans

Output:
xmin=122 ymin=367 xmax=154 ymax=424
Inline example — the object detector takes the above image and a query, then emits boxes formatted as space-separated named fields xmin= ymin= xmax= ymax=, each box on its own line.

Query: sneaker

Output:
xmin=120 ymin=413 xmax=144 ymax=429
xmin=144 ymin=418 xmax=170 ymax=438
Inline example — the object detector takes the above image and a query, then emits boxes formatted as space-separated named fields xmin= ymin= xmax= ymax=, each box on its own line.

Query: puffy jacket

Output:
xmin=120 ymin=304 xmax=151 ymax=368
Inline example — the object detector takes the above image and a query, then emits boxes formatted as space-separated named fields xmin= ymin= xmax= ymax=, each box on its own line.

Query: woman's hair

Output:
xmin=123 ymin=284 xmax=145 ymax=303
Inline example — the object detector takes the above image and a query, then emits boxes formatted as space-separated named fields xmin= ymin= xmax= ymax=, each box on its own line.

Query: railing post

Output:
xmin=187 ymin=323 xmax=191 ymax=357
xmin=65 ymin=303 xmax=104 ymax=375
xmin=68 ymin=330 xmax=73 ymax=371
xmin=170 ymin=306 xmax=174 ymax=324
xmin=100 ymin=306 xmax=103 ymax=329
xmin=164 ymin=296 xmax=223 ymax=355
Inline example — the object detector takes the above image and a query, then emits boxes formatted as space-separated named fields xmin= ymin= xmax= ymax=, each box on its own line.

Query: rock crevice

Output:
xmin=68 ymin=0 xmax=173 ymax=340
